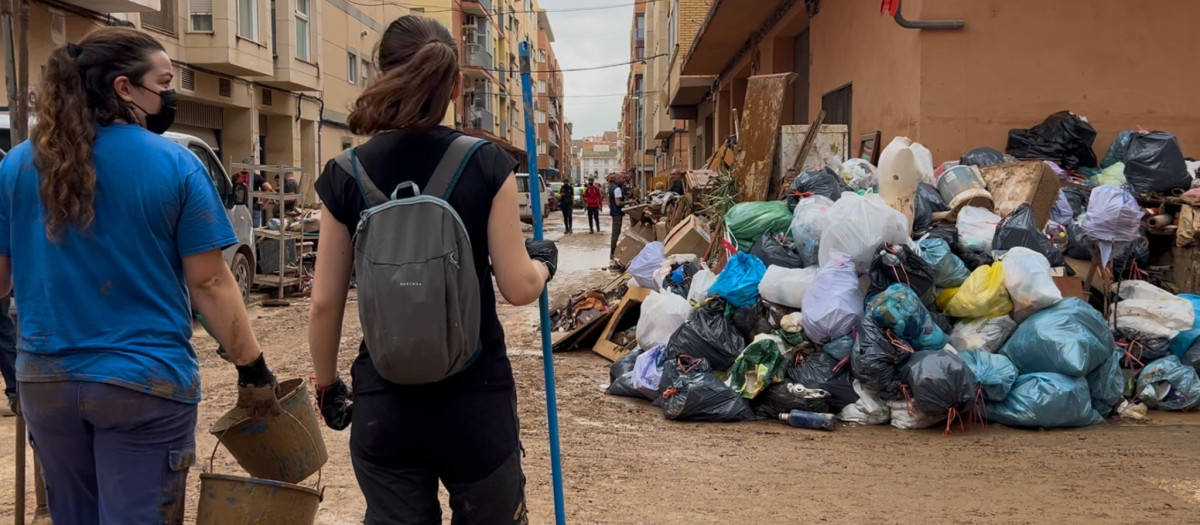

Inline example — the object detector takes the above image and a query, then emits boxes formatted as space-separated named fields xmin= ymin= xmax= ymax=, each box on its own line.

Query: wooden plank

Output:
xmin=731 ymin=73 xmax=797 ymax=202
xmin=592 ymin=286 xmax=651 ymax=362
xmin=778 ymin=110 xmax=827 ymax=199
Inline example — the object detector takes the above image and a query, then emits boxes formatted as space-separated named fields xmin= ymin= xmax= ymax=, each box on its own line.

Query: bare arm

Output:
xmin=308 ymin=208 xmax=354 ymax=386
xmin=183 ymin=250 xmax=261 ymax=365
xmin=489 ymin=174 xmax=550 ymax=306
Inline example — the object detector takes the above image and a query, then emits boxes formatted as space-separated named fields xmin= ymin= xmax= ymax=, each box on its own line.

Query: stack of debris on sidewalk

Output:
xmin=587 ymin=81 xmax=1200 ymax=432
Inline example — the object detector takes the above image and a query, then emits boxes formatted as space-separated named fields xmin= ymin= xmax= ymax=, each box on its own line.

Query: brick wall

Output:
xmin=678 ymin=0 xmax=714 ymax=56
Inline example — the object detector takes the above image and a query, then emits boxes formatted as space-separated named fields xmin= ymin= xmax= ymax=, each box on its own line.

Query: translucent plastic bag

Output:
xmin=986 ymin=373 xmax=1103 ymax=428
xmin=1080 ymin=185 xmax=1142 ymax=265
xmin=956 ymin=206 xmax=1002 ymax=254
xmin=636 ymin=291 xmax=694 ymax=350
xmin=918 ymin=237 xmax=969 ymax=288
xmin=888 ymin=399 xmax=943 ymax=429
xmin=867 ymin=284 xmax=949 ymax=352
xmin=840 ymin=158 xmax=878 ymax=191
xmin=1111 ymin=280 xmax=1195 ymax=340
xmin=948 ymin=316 xmax=1017 ymax=354
xmin=959 ymin=350 xmax=1018 ymax=402
xmin=943 ymin=263 xmax=1012 ymax=319
xmin=800 ymin=255 xmax=864 ymax=344
xmin=818 ymin=193 xmax=913 ymax=272
xmin=632 ymin=346 xmax=666 ymax=400
xmin=708 ymin=252 xmax=767 ymax=308
xmin=629 ymin=241 xmax=665 ymax=289
xmin=1137 ymin=356 xmax=1200 ymax=411
xmin=688 ymin=268 xmax=716 ymax=304
xmin=724 ymin=201 xmax=793 ymax=252
xmin=1001 ymin=247 xmax=1062 ymax=322
xmin=790 ymin=195 xmax=834 ymax=267
xmin=838 ymin=380 xmax=891 ymax=425
xmin=1000 ymin=298 xmax=1113 ymax=378
xmin=757 ymin=265 xmax=817 ymax=309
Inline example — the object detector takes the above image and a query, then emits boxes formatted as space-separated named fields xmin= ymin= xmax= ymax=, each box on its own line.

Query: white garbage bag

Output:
xmin=818 ymin=192 xmax=913 ymax=271
xmin=1111 ymin=280 xmax=1195 ymax=340
xmin=790 ymin=195 xmax=834 ymax=267
xmin=635 ymin=291 xmax=693 ymax=350
xmin=957 ymin=206 xmax=1002 ymax=254
xmin=758 ymin=265 xmax=817 ymax=309
xmin=687 ymin=268 xmax=717 ymax=304
xmin=910 ymin=141 xmax=936 ymax=186
xmin=888 ymin=399 xmax=944 ymax=429
xmin=800 ymin=255 xmax=864 ymax=344
xmin=1002 ymin=247 xmax=1063 ymax=322
xmin=629 ymin=242 xmax=665 ymax=289
xmin=838 ymin=380 xmax=891 ymax=425
xmin=948 ymin=316 xmax=1018 ymax=354
xmin=1080 ymin=185 xmax=1143 ymax=266
xmin=840 ymin=158 xmax=878 ymax=191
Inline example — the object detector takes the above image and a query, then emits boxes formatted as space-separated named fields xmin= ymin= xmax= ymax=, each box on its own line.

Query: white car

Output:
xmin=515 ymin=173 xmax=551 ymax=224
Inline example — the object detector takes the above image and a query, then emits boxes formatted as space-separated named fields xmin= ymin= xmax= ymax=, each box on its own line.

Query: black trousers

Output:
xmin=587 ymin=207 xmax=601 ymax=232
xmin=560 ymin=205 xmax=573 ymax=233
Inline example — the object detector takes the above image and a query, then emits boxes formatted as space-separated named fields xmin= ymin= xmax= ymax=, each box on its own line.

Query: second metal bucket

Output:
xmin=210 ymin=378 xmax=328 ymax=484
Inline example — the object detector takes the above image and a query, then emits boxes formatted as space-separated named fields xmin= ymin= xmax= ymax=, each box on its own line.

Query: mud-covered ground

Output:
xmin=3 ymin=212 xmax=1200 ymax=524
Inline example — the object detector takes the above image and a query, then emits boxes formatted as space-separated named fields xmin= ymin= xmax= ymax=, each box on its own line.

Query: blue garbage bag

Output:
xmin=918 ymin=237 xmax=969 ymax=288
xmin=959 ymin=351 xmax=1018 ymax=402
xmin=708 ymin=252 xmax=767 ymax=308
xmin=1087 ymin=350 xmax=1124 ymax=417
xmin=1101 ymin=130 xmax=1134 ymax=169
xmin=1136 ymin=356 xmax=1200 ymax=411
xmin=867 ymin=284 xmax=949 ymax=352
xmin=1169 ymin=294 xmax=1200 ymax=359
xmin=986 ymin=373 xmax=1104 ymax=428
xmin=823 ymin=333 xmax=855 ymax=360
xmin=1000 ymin=298 xmax=1113 ymax=378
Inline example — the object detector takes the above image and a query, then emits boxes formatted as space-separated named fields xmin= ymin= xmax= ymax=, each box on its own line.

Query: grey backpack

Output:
xmin=334 ymin=135 xmax=486 ymax=384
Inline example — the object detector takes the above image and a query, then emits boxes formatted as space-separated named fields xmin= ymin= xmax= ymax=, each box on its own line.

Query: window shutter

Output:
xmin=142 ymin=0 xmax=176 ymax=35
xmin=190 ymin=0 xmax=213 ymax=15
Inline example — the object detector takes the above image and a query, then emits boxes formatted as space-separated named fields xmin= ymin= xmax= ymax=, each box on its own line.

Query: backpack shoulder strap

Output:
xmin=334 ymin=148 xmax=389 ymax=207
xmin=425 ymin=136 xmax=487 ymax=200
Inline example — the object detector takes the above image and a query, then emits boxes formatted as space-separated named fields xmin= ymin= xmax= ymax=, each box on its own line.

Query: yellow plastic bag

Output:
xmin=936 ymin=287 xmax=960 ymax=311
xmin=943 ymin=263 xmax=1013 ymax=318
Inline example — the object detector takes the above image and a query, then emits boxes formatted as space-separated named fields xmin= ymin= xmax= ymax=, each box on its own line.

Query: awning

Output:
xmin=682 ymin=0 xmax=788 ymax=76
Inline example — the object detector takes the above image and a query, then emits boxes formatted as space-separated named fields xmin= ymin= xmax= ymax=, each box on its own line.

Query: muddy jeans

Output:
xmin=19 ymin=381 xmax=198 ymax=525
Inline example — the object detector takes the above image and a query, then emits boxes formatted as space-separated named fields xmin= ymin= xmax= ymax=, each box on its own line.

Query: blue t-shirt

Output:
xmin=0 ymin=123 xmax=237 ymax=404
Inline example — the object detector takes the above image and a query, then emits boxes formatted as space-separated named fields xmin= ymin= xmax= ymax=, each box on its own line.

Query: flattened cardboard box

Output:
xmin=664 ymin=215 xmax=712 ymax=257
xmin=980 ymin=161 xmax=1062 ymax=227
xmin=614 ymin=230 xmax=650 ymax=268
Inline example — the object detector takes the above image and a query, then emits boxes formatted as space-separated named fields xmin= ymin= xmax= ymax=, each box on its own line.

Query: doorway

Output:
xmin=792 ymin=30 xmax=810 ymax=124
xmin=822 ymin=83 xmax=852 ymax=138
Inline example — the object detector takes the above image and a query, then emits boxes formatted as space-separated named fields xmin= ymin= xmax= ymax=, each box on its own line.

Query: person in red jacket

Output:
xmin=583 ymin=177 xmax=603 ymax=233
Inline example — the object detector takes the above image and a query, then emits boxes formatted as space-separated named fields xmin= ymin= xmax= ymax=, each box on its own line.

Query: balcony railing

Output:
xmin=469 ymin=108 xmax=495 ymax=132
xmin=464 ymin=44 xmax=494 ymax=70
xmin=463 ymin=0 xmax=492 ymax=14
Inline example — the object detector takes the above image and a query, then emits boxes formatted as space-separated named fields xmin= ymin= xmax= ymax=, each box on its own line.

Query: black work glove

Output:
xmin=525 ymin=238 xmax=558 ymax=281
xmin=235 ymin=353 xmax=283 ymax=418
xmin=315 ymin=378 xmax=353 ymax=431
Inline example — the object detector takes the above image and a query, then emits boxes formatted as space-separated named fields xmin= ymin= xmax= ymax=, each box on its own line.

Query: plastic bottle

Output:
xmin=779 ymin=410 xmax=836 ymax=431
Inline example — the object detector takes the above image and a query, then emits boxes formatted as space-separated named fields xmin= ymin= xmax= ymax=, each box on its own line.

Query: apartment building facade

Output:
xmin=576 ymin=132 xmax=620 ymax=184
xmin=3 ymin=0 xmax=568 ymax=199
xmin=671 ymin=0 xmax=1200 ymax=165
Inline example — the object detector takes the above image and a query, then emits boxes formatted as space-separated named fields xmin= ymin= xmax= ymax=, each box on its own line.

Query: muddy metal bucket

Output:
xmin=196 ymin=473 xmax=320 ymax=525
xmin=210 ymin=378 xmax=328 ymax=484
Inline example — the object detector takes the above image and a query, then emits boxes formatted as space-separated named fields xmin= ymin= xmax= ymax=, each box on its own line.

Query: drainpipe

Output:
xmin=892 ymin=0 xmax=964 ymax=30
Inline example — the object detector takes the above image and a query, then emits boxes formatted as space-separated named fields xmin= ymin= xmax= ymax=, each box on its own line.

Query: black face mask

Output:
xmin=133 ymin=84 xmax=178 ymax=134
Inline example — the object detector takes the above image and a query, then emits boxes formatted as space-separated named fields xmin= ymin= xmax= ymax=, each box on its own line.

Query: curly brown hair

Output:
xmin=32 ymin=27 xmax=164 ymax=239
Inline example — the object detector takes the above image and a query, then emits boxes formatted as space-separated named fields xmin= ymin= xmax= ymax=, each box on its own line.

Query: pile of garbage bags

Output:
xmin=606 ymin=118 xmax=1200 ymax=431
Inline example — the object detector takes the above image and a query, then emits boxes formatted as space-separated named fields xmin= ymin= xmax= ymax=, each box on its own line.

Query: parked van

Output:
xmin=515 ymin=172 xmax=550 ymax=224
xmin=0 ymin=114 xmax=256 ymax=302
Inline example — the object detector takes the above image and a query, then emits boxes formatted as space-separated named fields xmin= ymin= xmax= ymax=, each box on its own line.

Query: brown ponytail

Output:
xmin=348 ymin=15 xmax=459 ymax=135
xmin=32 ymin=28 xmax=164 ymax=239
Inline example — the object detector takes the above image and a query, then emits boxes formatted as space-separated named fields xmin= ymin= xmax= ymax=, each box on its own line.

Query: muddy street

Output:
xmin=3 ymin=211 xmax=1200 ymax=524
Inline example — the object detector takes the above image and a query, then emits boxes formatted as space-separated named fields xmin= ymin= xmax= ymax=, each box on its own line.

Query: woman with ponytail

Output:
xmin=0 ymin=27 xmax=280 ymax=523
xmin=308 ymin=15 xmax=554 ymax=524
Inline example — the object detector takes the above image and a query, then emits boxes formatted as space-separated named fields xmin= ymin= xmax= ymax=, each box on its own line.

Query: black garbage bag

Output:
xmin=960 ymin=147 xmax=1007 ymax=167
xmin=1117 ymin=336 xmax=1172 ymax=368
xmin=750 ymin=234 xmax=805 ymax=269
xmin=913 ymin=183 xmax=949 ymax=235
xmin=661 ymin=260 xmax=700 ymax=298
xmin=1184 ymin=340 xmax=1200 ymax=373
xmin=1064 ymin=222 xmax=1092 ymax=259
xmin=665 ymin=299 xmax=745 ymax=371
xmin=929 ymin=309 xmax=953 ymax=334
xmin=900 ymin=350 xmax=977 ymax=415
xmin=607 ymin=349 xmax=645 ymax=398
xmin=751 ymin=382 xmax=832 ymax=420
xmin=1112 ymin=233 xmax=1151 ymax=280
xmin=1062 ymin=187 xmax=1089 ymax=218
xmin=851 ymin=316 xmax=912 ymax=401
xmin=660 ymin=360 xmax=756 ymax=422
xmin=787 ymin=167 xmax=851 ymax=209
xmin=867 ymin=242 xmax=937 ymax=307
xmin=786 ymin=351 xmax=858 ymax=412
xmin=1005 ymin=110 xmax=1098 ymax=170
xmin=992 ymin=203 xmax=1067 ymax=268
xmin=653 ymin=354 xmax=708 ymax=406
xmin=731 ymin=299 xmax=776 ymax=344
xmin=1123 ymin=131 xmax=1191 ymax=194
xmin=926 ymin=223 xmax=959 ymax=248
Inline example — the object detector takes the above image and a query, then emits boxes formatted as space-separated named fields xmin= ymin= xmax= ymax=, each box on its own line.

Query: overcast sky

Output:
xmin=539 ymin=0 xmax=633 ymax=138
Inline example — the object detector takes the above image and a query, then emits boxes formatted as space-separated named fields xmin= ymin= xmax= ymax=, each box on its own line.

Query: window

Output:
xmin=362 ymin=58 xmax=373 ymax=84
xmin=668 ymin=0 xmax=679 ymax=60
xmin=347 ymin=51 xmax=358 ymax=84
xmin=538 ymin=141 xmax=546 ymax=155
xmin=189 ymin=0 xmax=213 ymax=31
xmin=537 ymin=80 xmax=546 ymax=94
xmin=237 ymin=0 xmax=258 ymax=40
xmin=538 ymin=49 xmax=546 ymax=63
xmin=537 ymin=110 xmax=546 ymax=124
xmin=341 ymin=137 xmax=353 ymax=150
xmin=295 ymin=0 xmax=311 ymax=61
xmin=142 ymin=0 xmax=176 ymax=35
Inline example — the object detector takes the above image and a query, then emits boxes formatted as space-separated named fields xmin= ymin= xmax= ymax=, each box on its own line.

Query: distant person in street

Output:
xmin=669 ymin=170 xmax=684 ymax=194
xmin=584 ymin=177 xmax=603 ymax=233
xmin=558 ymin=180 xmax=574 ymax=234
xmin=0 ymin=27 xmax=280 ymax=523
xmin=307 ymin=14 xmax=555 ymax=524
xmin=608 ymin=172 xmax=626 ymax=260
xmin=276 ymin=170 xmax=301 ymax=213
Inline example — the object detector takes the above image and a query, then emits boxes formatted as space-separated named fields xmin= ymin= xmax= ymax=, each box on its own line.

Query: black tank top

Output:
xmin=315 ymin=127 xmax=518 ymax=395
